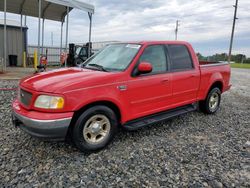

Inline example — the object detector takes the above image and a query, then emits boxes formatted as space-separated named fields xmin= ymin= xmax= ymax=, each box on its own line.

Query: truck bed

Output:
xmin=199 ymin=61 xmax=229 ymax=67
xmin=198 ymin=60 xmax=231 ymax=98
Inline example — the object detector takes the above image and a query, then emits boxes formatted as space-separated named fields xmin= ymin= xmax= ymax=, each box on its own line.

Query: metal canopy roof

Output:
xmin=0 ymin=0 xmax=94 ymax=22
xmin=0 ymin=0 xmax=94 ymax=72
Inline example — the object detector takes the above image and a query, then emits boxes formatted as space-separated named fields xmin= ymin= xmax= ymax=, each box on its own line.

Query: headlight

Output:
xmin=34 ymin=95 xmax=64 ymax=109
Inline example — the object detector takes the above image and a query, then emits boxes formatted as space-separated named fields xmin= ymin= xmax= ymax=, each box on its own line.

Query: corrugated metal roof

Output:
xmin=46 ymin=0 xmax=94 ymax=14
xmin=0 ymin=0 xmax=94 ymax=22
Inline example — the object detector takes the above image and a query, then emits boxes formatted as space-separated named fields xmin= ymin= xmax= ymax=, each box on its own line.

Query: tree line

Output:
xmin=197 ymin=53 xmax=250 ymax=64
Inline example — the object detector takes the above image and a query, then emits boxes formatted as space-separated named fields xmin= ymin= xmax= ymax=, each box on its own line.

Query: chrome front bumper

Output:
xmin=12 ymin=110 xmax=72 ymax=140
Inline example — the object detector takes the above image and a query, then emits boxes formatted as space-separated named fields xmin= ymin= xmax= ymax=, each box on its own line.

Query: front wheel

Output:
xmin=199 ymin=87 xmax=221 ymax=114
xmin=72 ymin=105 xmax=118 ymax=152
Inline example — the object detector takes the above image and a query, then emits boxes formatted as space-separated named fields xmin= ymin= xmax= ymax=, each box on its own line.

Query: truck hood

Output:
xmin=20 ymin=68 xmax=119 ymax=93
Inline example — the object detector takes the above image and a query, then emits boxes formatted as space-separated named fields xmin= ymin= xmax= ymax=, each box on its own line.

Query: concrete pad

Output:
xmin=0 ymin=67 xmax=57 ymax=80
xmin=0 ymin=67 xmax=34 ymax=80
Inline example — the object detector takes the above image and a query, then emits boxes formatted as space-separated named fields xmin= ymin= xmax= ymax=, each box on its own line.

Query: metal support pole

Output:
xmin=175 ymin=20 xmax=180 ymax=40
xmin=24 ymin=15 xmax=27 ymax=62
xmin=65 ymin=6 xmax=69 ymax=67
xmin=20 ymin=14 xmax=23 ymax=66
xmin=88 ymin=12 xmax=92 ymax=58
xmin=60 ymin=22 xmax=63 ymax=56
xmin=3 ymin=0 xmax=7 ymax=72
xmin=228 ymin=0 xmax=238 ymax=63
xmin=51 ymin=32 xmax=53 ymax=46
xmin=24 ymin=15 xmax=27 ymax=26
xmin=38 ymin=0 xmax=41 ymax=65
xmin=42 ymin=18 xmax=45 ymax=55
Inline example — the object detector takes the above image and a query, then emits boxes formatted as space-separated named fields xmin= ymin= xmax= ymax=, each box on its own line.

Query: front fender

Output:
xmin=65 ymin=86 xmax=128 ymax=123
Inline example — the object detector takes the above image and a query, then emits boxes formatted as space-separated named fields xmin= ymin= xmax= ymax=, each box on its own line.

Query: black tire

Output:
xmin=199 ymin=87 xmax=221 ymax=114
xmin=72 ymin=105 xmax=118 ymax=152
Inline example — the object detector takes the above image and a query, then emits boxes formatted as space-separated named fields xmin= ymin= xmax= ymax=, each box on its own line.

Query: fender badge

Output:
xmin=117 ymin=85 xmax=127 ymax=91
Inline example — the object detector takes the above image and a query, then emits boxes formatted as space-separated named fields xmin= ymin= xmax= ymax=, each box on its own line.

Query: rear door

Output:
xmin=126 ymin=45 xmax=172 ymax=119
xmin=167 ymin=44 xmax=200 ymax=106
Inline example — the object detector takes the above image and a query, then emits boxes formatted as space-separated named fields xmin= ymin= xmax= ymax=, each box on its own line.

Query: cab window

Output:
xmin=80 ymin=48 xmax=87 ymax=57
xmin=139 ymin=45 xmax=168 ymax=74
xmin=168 ymin=45 xmax=193 ymax=71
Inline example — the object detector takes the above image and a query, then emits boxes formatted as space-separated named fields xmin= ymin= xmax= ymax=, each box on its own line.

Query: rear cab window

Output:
xmin=167 ymin=45 xmax=194 ymax=71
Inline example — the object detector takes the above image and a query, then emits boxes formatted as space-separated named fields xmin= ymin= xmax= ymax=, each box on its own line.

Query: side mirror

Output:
xmin=138 ymin=62 xmax=152 ymax=74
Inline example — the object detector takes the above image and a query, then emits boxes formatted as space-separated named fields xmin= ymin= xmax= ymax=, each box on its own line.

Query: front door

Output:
xmin=126 ymin=45 xmax=172 ymax=120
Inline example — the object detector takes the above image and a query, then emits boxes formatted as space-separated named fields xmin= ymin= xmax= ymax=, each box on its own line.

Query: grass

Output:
xmin=230 ymin=63 xmax=250 ymax=69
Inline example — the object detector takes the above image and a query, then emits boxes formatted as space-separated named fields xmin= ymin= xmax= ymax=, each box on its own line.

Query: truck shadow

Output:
xmin=18 ymin=110 xmax=213 ymax=156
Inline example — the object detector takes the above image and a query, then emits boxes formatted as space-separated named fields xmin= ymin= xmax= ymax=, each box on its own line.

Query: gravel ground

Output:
xmin=0 ymin=68 xmax=249 ymax=187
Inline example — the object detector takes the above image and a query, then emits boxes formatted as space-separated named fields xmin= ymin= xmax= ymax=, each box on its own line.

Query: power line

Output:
xmin=228 ymin=0 xmax=238 ymax=62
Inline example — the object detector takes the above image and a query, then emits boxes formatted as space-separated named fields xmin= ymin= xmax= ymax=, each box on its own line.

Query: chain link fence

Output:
xmin=27 ymin=46 xmax=66 ymax=66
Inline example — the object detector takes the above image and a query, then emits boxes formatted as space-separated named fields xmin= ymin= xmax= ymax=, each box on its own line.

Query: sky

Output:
xmin=1 ymin=0 xmax=250 ymax=57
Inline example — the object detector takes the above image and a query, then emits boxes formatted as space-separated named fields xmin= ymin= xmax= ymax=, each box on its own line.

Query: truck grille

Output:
xmin=20 ymin=89 xmax=33 ymax=107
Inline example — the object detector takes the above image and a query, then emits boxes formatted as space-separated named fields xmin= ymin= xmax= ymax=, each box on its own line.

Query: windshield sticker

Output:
xmin=126 ymin=44 xmax=141 ymax=49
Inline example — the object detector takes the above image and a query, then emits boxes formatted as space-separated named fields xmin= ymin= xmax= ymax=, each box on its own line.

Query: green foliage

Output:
xmin=196 ymin=52 xmax=250 ymax=64
xmin=243 ymin=59 xmax=250 ymax=64
xmin=196 ymin=53 xmax=207 ymax=61
xmin=231 ymin=63 xmax=250 ymax=69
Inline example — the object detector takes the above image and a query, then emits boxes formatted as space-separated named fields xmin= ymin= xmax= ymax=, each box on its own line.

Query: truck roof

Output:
xmin=120 ymin=41 xmax=192 ymax=46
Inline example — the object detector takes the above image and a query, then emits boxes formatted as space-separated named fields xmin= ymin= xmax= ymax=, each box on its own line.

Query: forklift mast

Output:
xmin=67 ymin=42 xmax=92 ymax=66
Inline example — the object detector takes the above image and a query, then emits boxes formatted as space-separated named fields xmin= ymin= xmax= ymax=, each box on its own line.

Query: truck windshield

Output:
xmin=83 ymin=43 xmax=141 ymax=72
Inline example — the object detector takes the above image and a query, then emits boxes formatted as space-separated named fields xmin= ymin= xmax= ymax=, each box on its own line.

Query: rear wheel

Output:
xmin=199 ymin=87 xmax=221 ymax=114
xmin=72 ymin=105 xmax=118 ymax=152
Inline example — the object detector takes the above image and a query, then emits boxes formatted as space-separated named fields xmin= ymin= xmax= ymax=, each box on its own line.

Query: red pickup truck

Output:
xmin=12 ymin=41 xmax=231 ymax=152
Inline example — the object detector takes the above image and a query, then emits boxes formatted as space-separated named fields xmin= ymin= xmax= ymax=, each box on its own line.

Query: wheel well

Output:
xmin=69 ymin=101 xmax=121 ymax=130
xmin=209 ymin=81 xmax=223 ymax=92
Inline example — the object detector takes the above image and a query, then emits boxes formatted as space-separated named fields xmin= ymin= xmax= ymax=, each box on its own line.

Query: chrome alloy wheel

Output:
xmin=209 ymin=92 xmax=219 ymax=111
xmin=83 ymin=114 xmax=111 ymax=144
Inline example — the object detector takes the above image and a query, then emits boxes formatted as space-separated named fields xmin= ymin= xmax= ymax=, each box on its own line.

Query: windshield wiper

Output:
xmin=87 ymin=63 xmax=108 ymax=72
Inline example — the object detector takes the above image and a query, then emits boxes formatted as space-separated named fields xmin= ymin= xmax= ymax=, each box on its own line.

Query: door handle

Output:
xmin=189 ymin=74 xmax=196 ymax=78
xmin=161 ymin=79 xmax=169 ymax=83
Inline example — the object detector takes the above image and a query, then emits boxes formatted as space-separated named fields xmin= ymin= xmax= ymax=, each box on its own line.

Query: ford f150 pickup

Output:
xmin=12 ymin=41 xmax=231 ymax=152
